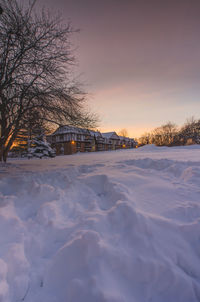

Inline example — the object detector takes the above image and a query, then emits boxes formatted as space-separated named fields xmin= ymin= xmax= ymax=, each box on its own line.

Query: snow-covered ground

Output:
xmin=0 ymin=145 xmax=200 ymax=302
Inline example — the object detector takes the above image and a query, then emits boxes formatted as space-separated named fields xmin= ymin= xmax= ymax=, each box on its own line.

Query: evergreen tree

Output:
xmin=29 ymin=134 xmax=55 ymax=159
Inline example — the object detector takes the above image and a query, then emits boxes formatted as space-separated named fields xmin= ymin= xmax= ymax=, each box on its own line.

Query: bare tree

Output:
xmin=0 ymin=0 xmax=97 ymax=162
xmin=179 ymin=117 xmax=200 ymax=145
xmin=160 ymin=122 xmax=177 ymax=145
xmin=12 ymin=109 xmax=49 ymax=156
xmin=138 ymin=118 xmax=200 ymax=148
xmin=138 ymin=132 xmax=151 ymax=146
xmin=150 ymin=122 xmax=177 ymax=146
xmin=118 ymin=128 xmax=128 ymax=137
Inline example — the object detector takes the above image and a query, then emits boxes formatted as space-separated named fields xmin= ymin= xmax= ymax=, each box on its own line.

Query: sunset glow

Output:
xmin=40 ymin=0 xmax=200 ymax=138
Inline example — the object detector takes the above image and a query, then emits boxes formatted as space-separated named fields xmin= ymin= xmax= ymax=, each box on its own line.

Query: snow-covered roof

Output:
xmin=118 ymin=136 xmax=136 ymax=142
xmin=102 ymin=132 xmax=119 ymax=140
xmin=52 ymin=125 xmax=90 ymax=136
xmin=89 ymin=130 xmax=102 ymax=138
xmin=50 ymin=127 xmax=136 ymax=143
xmin=118 ymin=136 xmax=130 ymax=141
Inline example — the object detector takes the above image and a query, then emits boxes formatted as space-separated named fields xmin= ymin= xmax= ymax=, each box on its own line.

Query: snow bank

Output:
xmin=0 ymin=145 xmax=200 ymax=301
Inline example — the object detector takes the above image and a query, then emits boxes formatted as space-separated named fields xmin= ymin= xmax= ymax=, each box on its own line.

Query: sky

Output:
xmin=40 ymin=0 xmax=200 ymax=138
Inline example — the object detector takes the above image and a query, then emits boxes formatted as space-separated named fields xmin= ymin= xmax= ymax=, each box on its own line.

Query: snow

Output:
xmin=102 ymin=132 xmax=118 ymax=139
xmin=53 ymin=125 xmax=89 ymax=135
xmin=29 ymin=135 xmax=55 ymax=159
xmin=0 ymin=145 xmax=200 ymax=302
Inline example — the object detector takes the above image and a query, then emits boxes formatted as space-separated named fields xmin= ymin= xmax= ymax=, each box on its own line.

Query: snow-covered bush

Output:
xmin=28 ymin=135 xmax=56 ymax=159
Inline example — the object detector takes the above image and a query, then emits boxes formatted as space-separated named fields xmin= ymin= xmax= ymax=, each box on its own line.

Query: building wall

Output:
xmin=64 ymin=141 xmax=76 ymax=155
xmin=50 ymin=127 xmax=137 ymax=156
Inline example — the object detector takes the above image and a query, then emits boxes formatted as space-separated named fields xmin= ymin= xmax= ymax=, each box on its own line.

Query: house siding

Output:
xmin=47 ymin=126 xmax=137 ymax=155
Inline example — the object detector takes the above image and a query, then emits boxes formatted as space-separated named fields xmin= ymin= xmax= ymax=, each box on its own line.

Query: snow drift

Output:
xmin=0 ymin=145 xmax=200 ymax=301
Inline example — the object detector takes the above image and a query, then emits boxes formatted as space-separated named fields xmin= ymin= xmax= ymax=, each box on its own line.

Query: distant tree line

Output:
xmin=138 ymin=118 xmax=200 ymax=147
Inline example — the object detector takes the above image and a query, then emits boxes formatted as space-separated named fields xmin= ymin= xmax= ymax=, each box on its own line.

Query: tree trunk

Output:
xmin=3 ymin=133 xmax=18 ymax=163
xmin=0 ymin=148 xmax=2 ymax=162
xmin=0 ymin=145 xmax=7 ymax=162
xmin=2 ymin=149 xmax=7 ymax=163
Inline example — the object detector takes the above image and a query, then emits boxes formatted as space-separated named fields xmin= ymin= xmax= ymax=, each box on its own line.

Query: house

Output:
xmin=88 ymin=130 xmax=105 ymax=151
xmin=119 ymin=136 xmax=137 ymax=148
xmin=46 ymin=125 xmax=92 ymax=155
xmin=130 ymin=138 xmax=137 ymax=148
xmin=119 ymin=136 xmax=130 ymax=148
xmin=46 ymin=126 xmax=137 ymax=156
xmin=102 ymin=132 xmax=120 ymax=150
